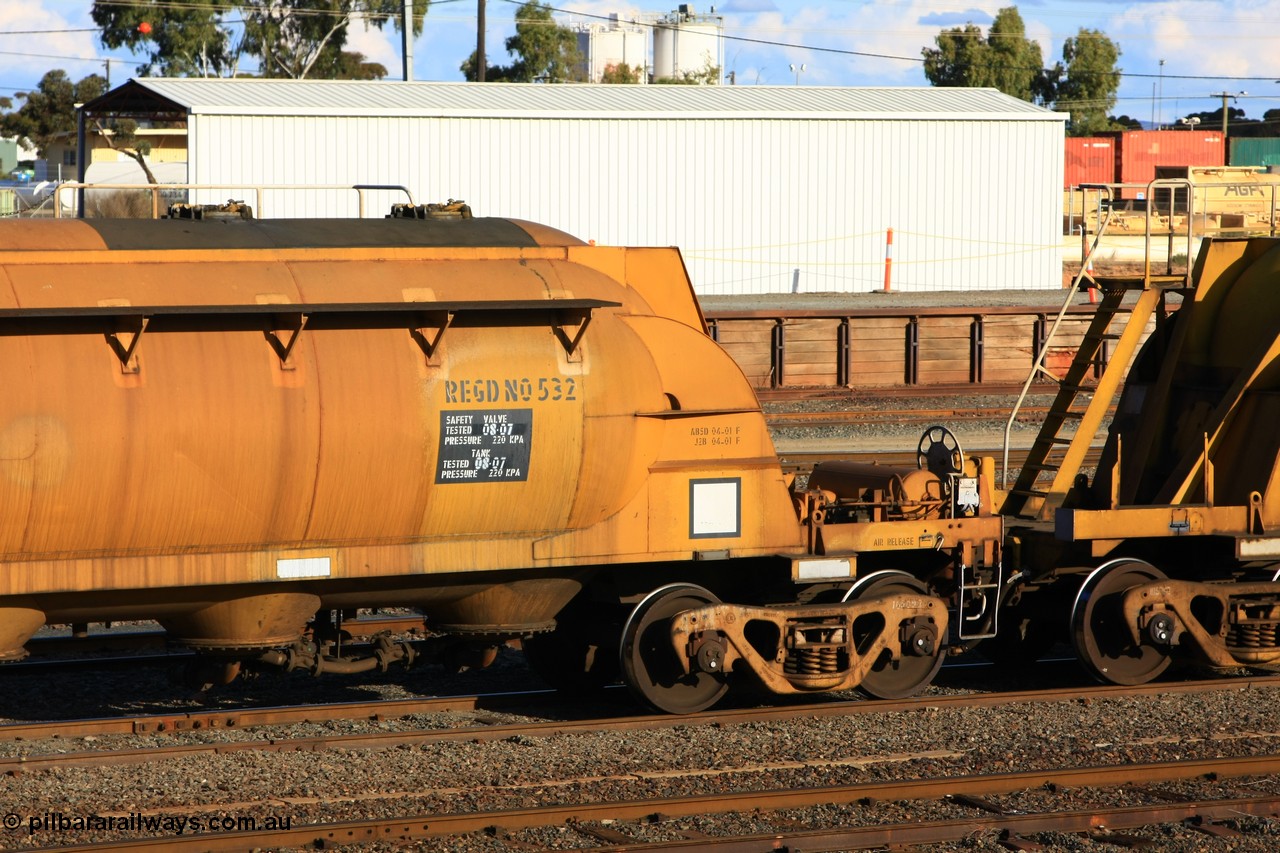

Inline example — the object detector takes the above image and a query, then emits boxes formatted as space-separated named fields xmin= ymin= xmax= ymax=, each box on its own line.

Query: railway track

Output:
xmin=21 ymin=742 xmax=1280 ymax=851
xmin=778 ymin=445 xmax=1102 ymax=475
xmin=7 ymin=667 xmax=1278 ymax=851
xmin=764 ymin=402 xmax=1066 ymax=427
xmin=4 ymin=674 xmax=1276 ymax=771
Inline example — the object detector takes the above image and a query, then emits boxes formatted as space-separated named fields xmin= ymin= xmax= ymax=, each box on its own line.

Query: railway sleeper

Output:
xmin=667 ymin=594 xmax=949 ymax=696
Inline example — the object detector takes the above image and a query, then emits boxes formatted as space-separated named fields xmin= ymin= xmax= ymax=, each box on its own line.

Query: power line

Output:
xmin=0 ymin=49 xmax=144 ymax=66
xmin=518 ymin=0 xmax=1280 ymax=84
xmin=3 ymin=1 xmax=1277 ymax=92
xmin=0 ymin=28 xmax=102 ymax=36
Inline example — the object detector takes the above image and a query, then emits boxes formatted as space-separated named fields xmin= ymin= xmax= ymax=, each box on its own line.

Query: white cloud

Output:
xmin=346 ymin=14 xmax=404 ymax=77
xmin=0 ymin=1 xmax=107 ymax=93
xmin=2 ymin=0 xmax=1276 ymax=122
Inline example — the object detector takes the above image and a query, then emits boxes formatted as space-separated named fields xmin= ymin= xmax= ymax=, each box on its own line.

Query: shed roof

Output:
xmin=87 ymin=78 xmax=1062 ymax=122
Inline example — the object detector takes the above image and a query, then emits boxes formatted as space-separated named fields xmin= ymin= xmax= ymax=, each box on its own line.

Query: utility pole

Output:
xmin=476 ymin=0 xmax=486 ymax=82
xmin=401 ymin=0 xmax=413 ymax=81
xmin=1210 ymin=90 xmax=1246 ymax=139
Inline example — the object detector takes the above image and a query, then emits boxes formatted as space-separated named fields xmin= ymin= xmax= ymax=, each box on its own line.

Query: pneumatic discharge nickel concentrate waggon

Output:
xmin=0 ymin=198 xmax=1277 ymax=712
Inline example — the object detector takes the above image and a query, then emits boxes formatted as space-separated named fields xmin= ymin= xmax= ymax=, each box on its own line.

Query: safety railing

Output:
xmin=53 ymin=183 xmax=416 ymax=219
xmin=1001 ymin=178 xmax=1204 ymax=492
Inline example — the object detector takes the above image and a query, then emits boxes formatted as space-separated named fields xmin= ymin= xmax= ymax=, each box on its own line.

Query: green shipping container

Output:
xmin=1229 ymin=137 xmax=1280 ymax=168
xmin=0 ymin=138 xmax=16 ymax=175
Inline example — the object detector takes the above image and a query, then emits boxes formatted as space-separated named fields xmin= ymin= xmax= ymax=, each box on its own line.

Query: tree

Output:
xmin=921 ymin=23 xmax=988 ymax=88
xmin=92 ymin=118 xmax=159 ymax=184
xmin=0 ymin=71 xmax=107 ymax=158
xmin=1044 ymin=29 xmax=1122 ymax=136
xmin=1184 ymin=106 xmax=1253 ymax=135
xmin=653 ymin=60 xmax=721 ymax=85
xmin=984 ymin=8 xmax=1042 ymax=101
xmin=240 ymin=1 xmax=411 ymax=79
xmin=600 ymin=63 xmax=643 ymax=84
xmin=92 ymin=1 xmax=237 ymax=77
xmin=461 ymin=2 xmax=583 ymax=83
xmin=92 ymin=1 xmax=427 ymax=79
xmin=922 ymin=7 xmax=1042 ymax=101
xmin=923 ymin=7 xmax=1126 ymax=132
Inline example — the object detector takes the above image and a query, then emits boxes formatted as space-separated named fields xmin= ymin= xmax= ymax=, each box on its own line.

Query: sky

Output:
xmin=1 ymin=0 xmax=1277 ymax=131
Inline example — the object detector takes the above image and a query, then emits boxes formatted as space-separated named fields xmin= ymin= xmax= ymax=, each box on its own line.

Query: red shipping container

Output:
xmin=1064 ymin=137 xmax=1116 ymax=187
xmin=1109 ymin=130 xmax=1225 ymax=198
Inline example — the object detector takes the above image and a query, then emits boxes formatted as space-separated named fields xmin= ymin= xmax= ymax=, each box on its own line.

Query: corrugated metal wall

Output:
xmin=1110 ymin=130 xmax=1225 ymax=199
xmin=1230 ymin=137 xmax=1280 ymax=168
xmin=190 ymin=112 xmax=1064 ymax=293
xmin=1064 ymin=137 xmax=1116 ymax=187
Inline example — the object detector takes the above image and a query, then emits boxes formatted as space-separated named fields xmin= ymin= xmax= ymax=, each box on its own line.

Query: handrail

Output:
xmin=1143 ymin=177 xmax=1195 ymax=287
xmin=53 ymin=183 xmax=416 ymax=219
xmin=1001 ymin=177 xmax=1214 ymax=490
xmin=1001 ymin=183 xmax=1118 ymax=488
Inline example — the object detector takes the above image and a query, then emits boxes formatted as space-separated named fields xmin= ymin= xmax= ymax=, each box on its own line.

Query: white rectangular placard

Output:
xmin=690 ymin=478 xmax=741 ymax=539
xmin=276 ymin=557 xmax=332 ymax=579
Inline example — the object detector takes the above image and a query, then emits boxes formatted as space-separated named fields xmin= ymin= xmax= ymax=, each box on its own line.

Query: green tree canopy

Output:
xmin=461 ymin=2 xmax=583 ymax=83
xmin=92 ymin=1 xmax=426 ymax=79
xmin=923 ymin=7 xmax=1125 ymax=133
xmin=0 ymin=71 xmax=107 ymax=157
xmin=93 ymin=117 xmax=159 ymax=184
xmin=1045 ymin=29 xmax=1122 ymax=135
xmin=600 ymin=63 xmax=643 ymax=84
xmin=922 ymin=7 xmax=1042 ymax=101
xmin=653 ymin=61 xmax=721 ymax=85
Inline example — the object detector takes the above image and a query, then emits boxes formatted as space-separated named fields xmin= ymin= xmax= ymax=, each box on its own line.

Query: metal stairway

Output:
xmin=1001 ymin=182 xmax=1196 ymax=521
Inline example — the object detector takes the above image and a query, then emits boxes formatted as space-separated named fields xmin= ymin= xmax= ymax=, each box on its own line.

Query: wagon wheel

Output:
xmin=620 ymin=583 xmax=728 ymax=714
xmin=917 ymin=425 xmax=965 ymax=479
xmin=844 ymin=570 xmax=944 ymax=699
xmin=1070 ymin=558 xmax=1172 ymax=685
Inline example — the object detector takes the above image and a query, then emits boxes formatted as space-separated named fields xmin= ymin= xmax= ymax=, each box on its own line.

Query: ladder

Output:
xmin=1001 ymin=182 xmax=1196 ymax=521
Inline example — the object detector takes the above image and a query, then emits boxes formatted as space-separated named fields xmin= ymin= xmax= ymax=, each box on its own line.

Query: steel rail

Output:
xmin=757 ymin=381 xmax=1065 ymax=401
xmin=0 ymin=690 xmax=551 ymax=743
xmin=765 ymin=404 xmax=1071 ymax=427
xmin=572 ymin=794 xmax=1280 ymax=851
xmin=38 ymin=754 xmax=1280 ymax=852
xmin=777 ymin=446 xmax=1103 ymax=474
xmin=4 ymin=675 xmax=1276 ymax=767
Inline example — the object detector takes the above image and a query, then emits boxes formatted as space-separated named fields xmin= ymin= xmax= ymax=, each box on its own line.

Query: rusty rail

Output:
xmin=5 ymin=674 xmax=1275 ymax=760
xmin=572 ymin=794 xmax=1280 ymax=851
xmin=44 ymin=754 xmax=1280 ymax=851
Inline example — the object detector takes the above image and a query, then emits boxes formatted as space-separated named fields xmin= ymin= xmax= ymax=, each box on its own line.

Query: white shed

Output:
xmin=85 ymin=79 xmax=1067 ymax=294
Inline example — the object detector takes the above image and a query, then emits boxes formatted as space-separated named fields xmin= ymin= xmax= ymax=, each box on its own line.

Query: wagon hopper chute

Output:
xmin=1002 ymin=185 xmax=1280 ymax=684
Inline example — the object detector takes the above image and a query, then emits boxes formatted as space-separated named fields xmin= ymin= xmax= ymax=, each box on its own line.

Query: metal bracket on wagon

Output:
xmin=0 ymin=299 xmax=620 ymax=367
xmin=1119 ymin=578 xmax=1280 ymax=667
xmin=666 ymin=595 xmax=949 ymax=696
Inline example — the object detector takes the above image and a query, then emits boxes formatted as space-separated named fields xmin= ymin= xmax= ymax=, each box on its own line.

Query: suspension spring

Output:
xmin=785 ymin=645 xmax=844 ymax=675
xmin=1228 ymin=622 xmax=1280 ymax=648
